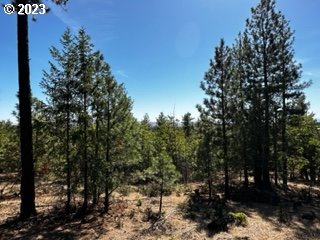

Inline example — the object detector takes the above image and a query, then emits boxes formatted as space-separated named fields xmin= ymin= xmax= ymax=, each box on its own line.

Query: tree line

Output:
xmin=2 ymin=0 xmax=320 ymax=220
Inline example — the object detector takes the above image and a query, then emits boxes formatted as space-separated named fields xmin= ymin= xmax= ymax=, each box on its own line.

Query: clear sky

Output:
xmin=0 ymin=0 xmax=319 ymax=122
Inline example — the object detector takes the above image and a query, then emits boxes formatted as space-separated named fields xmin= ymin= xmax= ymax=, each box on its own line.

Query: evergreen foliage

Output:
xmin=2 ymin=0 xmax=319 ymax=225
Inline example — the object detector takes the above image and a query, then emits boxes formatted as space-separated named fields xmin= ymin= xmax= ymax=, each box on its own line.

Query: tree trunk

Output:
xmin=222 ymin=89 xmax=230 ymax=199
xmin=242 ymin=126 xmax=248 ymax=188
xmin=208 ymin=177 xmax=213 ymax=201
xmin=274 ymin=137 xmax=278 ymax=186
xmin=272 ymin=108 xmax=279 ymax=187
xmin=93 ymin=117 xmax=99 ymax=205
xmin=281 ymin=73 xmax=288 ymax=188
xmin=159 ymin=173 xmax=164 ymax=216
xmin=66 ymin=95 xmax=71 ymax=213
xmin=104 ymin=100 xmax=111 ymax=213
xmin=82 ymin=91 xmax=88 ymax=212
xmin=104 ymin=171 xmax=110 ymax=213
xmin=17 ymin=9 xmax=37 ymax=220
xmin=253 ymin=92 xmax=263 ymax=189
xmin=262 ymin=49 xmax=271 ymax=190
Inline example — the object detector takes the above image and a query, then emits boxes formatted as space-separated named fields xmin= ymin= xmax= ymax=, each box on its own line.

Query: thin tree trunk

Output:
xmin=159 ymin=172 xmax=164 ymax=216
xmin=221 ymin=80 xmax=230 ymax=199
xmin=104 ymin=98 xmax=111 ymax=213
xmin=66 ymin=89 xmax=71 ymax=213
xmin=17 ymin=8 xmax=37 ymax=220
xmin=93 ymin=117 xmax=99 ymax=205
xmin=208 ymin=177 xmax=212 ymax=201
xmin=273 ymin=110 xmax=278 ymax=187
xmin=242 ymin=122 xmax=248 ymax=188
xmin=82 ymin=91 xmax=88 ymax=212
xmin=262 ymin=50 xmax=271 ymax=190
xmin=253 ymin=92 xmax=263 ymax=189
xmin=104 ymin=170 xmax=110 ymax=212
xmin=281 ymin=79 xmax=288 ymax=188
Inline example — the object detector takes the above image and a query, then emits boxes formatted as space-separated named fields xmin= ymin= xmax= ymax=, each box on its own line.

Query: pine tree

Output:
xmin=230 ymin=32 xmax=252 ymax=188
xmin=90 ymin=51 xmax=107 ymax=204
xmin=0 ymin=121 xmax=19 ymax=173
xmin=182 ymin=112 xmax=194 ymax=138
xmin=151 ymin=113 xmax=180 ymax=215
xmin=197 ymin=115 xmax=216 ymax=200
xmin=246 ymin=0 xmax=281 ymax=189
xmin=197 ymin=38 xmax=233 ymax=198
xmin=41 ymin=28 xmax=78 ymax=213
xmin=275 ymin=14 xmax=309 ymax=187
xmin=246 ymin=0 xmax=310 ymax=189
xmin=99 ymin=74 xmax=134 ymax=212
xmin=75 ymin=28 xmax=95 ymax=213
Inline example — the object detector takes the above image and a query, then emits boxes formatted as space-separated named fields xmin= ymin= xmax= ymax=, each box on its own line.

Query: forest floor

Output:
xmin=1 ymin=174 xmax=320 ymax=240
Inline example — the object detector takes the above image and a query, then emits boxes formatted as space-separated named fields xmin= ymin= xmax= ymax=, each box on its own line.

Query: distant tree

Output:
xmin=156 ymin=112 xmax=168 ymax=128
xmin=287 ymin=114 xmax=320 ymax=183
xmin=134 ymin=117 xmax=156 ymax=183
xmin=150 ymin=118 xmax=180 ymax=215
xmin=197 ymin=116 xmax=216 ymax=200
xmin=31 ymin=98 xmax=50 ymax=177
xmin=182 ymin=112 xmax=194 ymax=138
xmin=0 ymin=121 xmax=19 ymax=173
xmin=141 ymin=113 xmax=152 ymax=129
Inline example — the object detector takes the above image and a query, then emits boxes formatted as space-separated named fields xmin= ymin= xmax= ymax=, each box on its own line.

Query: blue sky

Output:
xmin=0 ymin=0 xmax=319 ymax=122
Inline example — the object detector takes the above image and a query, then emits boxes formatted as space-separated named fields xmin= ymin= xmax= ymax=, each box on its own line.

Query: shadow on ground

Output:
xmin=177 ymin=183 xmax=320 ymax=240
xmin=0 ymin=206 xmax=106 ymax=240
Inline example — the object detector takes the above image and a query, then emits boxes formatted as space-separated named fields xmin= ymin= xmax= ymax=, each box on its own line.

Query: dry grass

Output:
xmin=1 ymin=178 xmax=320 ymax=240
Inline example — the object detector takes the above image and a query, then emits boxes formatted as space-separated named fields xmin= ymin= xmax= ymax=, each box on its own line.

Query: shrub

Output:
xmin=175 ymin=184 xmax=184 ymax=197
xmin=115 ymin=217 xmax=123 ymax=228
xmin=228 ymin=212 xmax=248 ymax=227
xmin=136 ymin=199 xmax=142 ymax=207
xmin=140 ymin=183 xmax=159 ymax=197
xmin=118 ymin=185 xmax=132 ymax=196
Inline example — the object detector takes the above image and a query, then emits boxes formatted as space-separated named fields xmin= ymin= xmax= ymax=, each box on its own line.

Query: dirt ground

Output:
xmin=1 ymin=176 xmax=320 ymax=240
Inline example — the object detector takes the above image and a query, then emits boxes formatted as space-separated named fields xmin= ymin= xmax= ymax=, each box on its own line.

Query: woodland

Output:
xmin=1 ymin=0 xmax=320 ymax=239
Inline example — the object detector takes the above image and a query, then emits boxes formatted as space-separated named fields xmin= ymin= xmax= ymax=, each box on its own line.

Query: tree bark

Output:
xmin=17 ymin=9 xmax=37 ymax=220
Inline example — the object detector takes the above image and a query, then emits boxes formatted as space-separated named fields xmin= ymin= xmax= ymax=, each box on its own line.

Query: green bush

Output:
xmin=140 ymin=183 xmax=159 ymax=197
xmin=118 ymin=185 xmax=132 ymax=196
xmin=228 ymin=212 xmax=248 ymax=227
xmin=136 ymin=198 xmax=143 ymax=207
xmin=175 ymin=184 xmax=184 ymax=196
